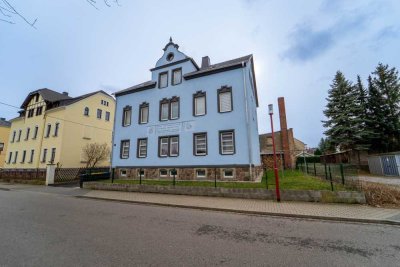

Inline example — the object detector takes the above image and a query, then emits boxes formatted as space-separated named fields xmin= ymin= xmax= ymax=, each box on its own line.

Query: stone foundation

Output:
xmin=115 ymin=165 xmax=263 ymax=181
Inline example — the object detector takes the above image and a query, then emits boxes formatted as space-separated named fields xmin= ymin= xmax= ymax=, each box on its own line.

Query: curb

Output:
xmin=76 ymin=195 xmax=400 ymax=226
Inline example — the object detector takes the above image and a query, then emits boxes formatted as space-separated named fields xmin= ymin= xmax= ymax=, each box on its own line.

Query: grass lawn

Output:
xmin=101 ymin=169 xmax=350 ymax=191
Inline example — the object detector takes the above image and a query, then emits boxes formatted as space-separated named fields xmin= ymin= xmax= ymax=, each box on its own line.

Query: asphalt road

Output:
xmin=0 ymin=184 xmax=399 ymax=267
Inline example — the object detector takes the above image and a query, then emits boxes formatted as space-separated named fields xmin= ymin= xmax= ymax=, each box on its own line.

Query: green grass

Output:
xmin=100 ymin=169 xmax=350 ymax=191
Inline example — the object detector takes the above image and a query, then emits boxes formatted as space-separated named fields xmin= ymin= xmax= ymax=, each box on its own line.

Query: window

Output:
xmin=54 ymin=123 xmax=60 ymax=137
xmin=170 ymin=97 xmax=179 ymax=120
xmin=159 ymin=137 xmax=169 ymax=157
xmin=45 ymin=124 xmax=51 ymax=138
xmin=42 ymin=149 xmax=47 ymax=163
xmin=84 ymin=107 xmax=89 ymax=116
xmin=17 ymin=130 xmax=22 ymax=142
xmin=139 ymin=103 xmax=149 ymax=124
xmin=193 ymin=91 xmax=206 ymax=116
xmin=21 ymin=150 xmax=26 ymax=163
xmin=159 ymin=169 xmax=168 ymax=177
xmin=97 ymin=109 xmax=102 ymax=119
xmin=159 ymin=136 xmax=179 ymax=157
xmin=160 ymin=101 xmax=169 ymax=121
xmin=33 ymin=126 xmax=38 ymax=139
xmin=25 ymin=128 xmax=30 ymax=140
xmin=101 ymin=100 xmax=109 ymax=106
xmin=172 ymin=68 xmax=182 ymax=85
xmin=223 ymin=169 xmax=234 ymax=178
xmin=13 ymin=151 xmax=18 ymax=164
xmin=8 ymin=152 xmax=12 ymax=164
xmin=137 ymin=138 xmax=147 ymax=158
xmin=11 ymin=131 xmax=16 ymax=143
xmin=0 ymin=142 xmax=3 ymax=153
xmin=105 ymin=111 xmax=110 ymax=121
xmin=122 ymin=106 xmax=132 ymax=126
xmin=50 ymin=148 xmax=56 ymax=163
xmin=219 ymin=130 xmax=235 ymax=155
xmin=194 ymin=133 xmax=207 ymax=156
xmin=137 ymin=169 xmax=145 ymax=178
xmin=170 ymin=136 xmax=179 ymax=156
xmin=218 ymin=86 xmax=233 ymax=113
xmin=35 ymin=94 xmax=39 ymax=102
xmin=120 ymin=140 xmax=130 ymax=159
xmin=196 ymin=169 xmax=206 ymax=178
xmin=120 ymin=169 xmax=127 ymax=177
xmin=36 ymin=106 xmax=43 ymax=116
xmin=29 ymin=150 xmax=34 ymax=163
xmin=27 ymin=109 xmax=34 ymax=118
xmin=158 ymin=71 xmax=168 ymax=88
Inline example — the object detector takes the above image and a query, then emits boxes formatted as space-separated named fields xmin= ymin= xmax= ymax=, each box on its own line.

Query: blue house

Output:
xmin=112 ymin=39 xmax=261 ymax=181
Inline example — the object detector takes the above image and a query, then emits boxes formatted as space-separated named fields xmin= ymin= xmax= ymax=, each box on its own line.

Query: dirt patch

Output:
xmin=362 ymin=182 xmax=400 ymax=208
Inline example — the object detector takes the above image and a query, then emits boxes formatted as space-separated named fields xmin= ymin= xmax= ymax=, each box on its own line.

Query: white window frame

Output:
xmin=218 ymin=87 xmax=233 ymax=113
xmin=139 ymin=105 xmax=149 ymax=124
xmin=220 ymin=131 xmax=235 ymax=155
xmin=172 ymin=68 xmax=182 ymax=85
xmin=123 ymin=106 xmax=132 ymax=127
xmin=160 ymin=102 xmax=169 ymax=121
xmin=137 ymin=138 xmax=147 ymax=158
xmin=194 ymin=95 xmax=206 ymax=116
xmin=120 ymin=169 xmax=127 ymax=177
xmin=159 ymin=169 xmax=168 ymax=177
xmin=159 ymin=72 xmax=168 ymax=88
xmin=223 ymin=169 xmax=234 ymax=178
xmin=97 ymin=109 xmax=102 ymax=119
xmin=194 ymin=133 xmax=207 ymax=156
xmin=159 ymin=137 xmax=169 ymax=157
xmin=105 ymin=111 xmax=110 ymax=121
xmin=170 ymin=100 xmax=179 ymax=120
xmin=196 ymin=169 xmax=206 ymax=178
xmin=121 ymin=140 xmax=130 ymax=159
xmin=169 ymin=136 xmax=179 ymax=157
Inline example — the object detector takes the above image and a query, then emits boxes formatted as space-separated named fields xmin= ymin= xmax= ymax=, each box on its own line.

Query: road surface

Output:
xmin=0 ymin=184 xmax=399 ymax=266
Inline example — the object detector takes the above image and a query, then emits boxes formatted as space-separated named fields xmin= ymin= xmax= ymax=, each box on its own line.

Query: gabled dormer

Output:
xmin=150 ymin=38 xmax=199 ymax=86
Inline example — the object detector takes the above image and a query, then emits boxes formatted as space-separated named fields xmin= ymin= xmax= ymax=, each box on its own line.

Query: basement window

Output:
xmin=120 ymin=169 xmax=127 ymax=177
xmin=223 ymin=169 xmax=234 ymax=178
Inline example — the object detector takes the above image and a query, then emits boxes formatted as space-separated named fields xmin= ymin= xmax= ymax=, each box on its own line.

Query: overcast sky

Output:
xmin=1 ymin=0 xmax=399 ymax=147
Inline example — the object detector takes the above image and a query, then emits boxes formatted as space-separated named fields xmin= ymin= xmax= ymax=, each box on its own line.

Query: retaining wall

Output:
xmin=83 ymin=182 xmax=366 ymax=204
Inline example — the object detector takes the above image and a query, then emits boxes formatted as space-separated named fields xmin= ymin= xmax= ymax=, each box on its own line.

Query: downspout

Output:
xmin=242 ymin=62 xmax=253 ymax=179
xmin=109 ymin=95 xmax=117 ymax=174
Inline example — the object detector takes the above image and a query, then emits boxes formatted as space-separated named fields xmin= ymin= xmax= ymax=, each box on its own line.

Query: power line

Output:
xmin=0 ymin=101 xmax=20 ymax=109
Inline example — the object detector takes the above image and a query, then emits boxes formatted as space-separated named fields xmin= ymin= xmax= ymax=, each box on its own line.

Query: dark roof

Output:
xmin=0 ymin=118 xmax=11 ymax=127
xmin=21 ymin=88 xmax=72 ymax=108
xmin=114 ymin=81 xmax=157 ymax=97
xmin=184 ymin=55 xmax=252 ymax=79
xmin=58 ymin=90 xmax=112 ymax=107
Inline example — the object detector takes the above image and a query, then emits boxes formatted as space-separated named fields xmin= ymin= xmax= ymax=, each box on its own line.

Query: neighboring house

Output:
xmin=259 ymin=97 xmax=305 ymax=169
xmin=4 ymin=89 xmax=115 ymax=169
xmin=112 ymin=38 xmax=261 ymax=181
xmin=0 ymin=118 xmax=11 ymax=168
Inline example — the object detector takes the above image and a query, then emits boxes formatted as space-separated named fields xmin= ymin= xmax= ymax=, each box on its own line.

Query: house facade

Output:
xmin=0 ymin=118 xmax=11 ymax=168
xmin=112 ymin=39 xmax=261 ymax=181
xmin=4 ymin=89 xmax=115 ymax=169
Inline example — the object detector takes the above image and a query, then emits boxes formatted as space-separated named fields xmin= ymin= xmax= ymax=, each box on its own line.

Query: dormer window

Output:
xmin=166 ymin=52 xmax=174 ymax=62
xmin=172 ymin=68 xmax=182 ymax=85
xmin=159 ymin=72 xmax=168 ymax=88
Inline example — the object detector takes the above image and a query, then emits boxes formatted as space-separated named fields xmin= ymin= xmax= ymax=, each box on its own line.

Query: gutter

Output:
xmin=242 ymin=62 xmax=253 ymax=179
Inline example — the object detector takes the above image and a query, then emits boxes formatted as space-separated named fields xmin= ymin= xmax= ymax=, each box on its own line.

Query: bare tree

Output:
xmin=0 ymin=0 xmax=120 ymax=28
xmin=82 ymin=143 xmax=111 ymax=168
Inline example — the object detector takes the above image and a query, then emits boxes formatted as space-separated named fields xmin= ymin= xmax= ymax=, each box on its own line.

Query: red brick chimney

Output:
xmin=278 ymin=97 xmax=291 ymax=168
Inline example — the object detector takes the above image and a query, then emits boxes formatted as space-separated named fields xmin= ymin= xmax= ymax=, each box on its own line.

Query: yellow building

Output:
xmin=4 ymin=89 xmax=115 ymax=169
xmin=0 ymin=118 xmax=11 ymax=168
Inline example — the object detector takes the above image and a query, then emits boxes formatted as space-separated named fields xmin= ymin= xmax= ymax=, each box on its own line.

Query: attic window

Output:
xmin=166 ymin=53 xmax=174 ymax=62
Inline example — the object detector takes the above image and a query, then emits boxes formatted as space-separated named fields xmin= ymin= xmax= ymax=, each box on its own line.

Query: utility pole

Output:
xmin=269 ymin=104 xmax=281 ymax=202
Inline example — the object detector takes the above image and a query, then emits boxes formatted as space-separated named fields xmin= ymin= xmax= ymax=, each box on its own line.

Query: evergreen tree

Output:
xmin=352 ymin=75 xmax=372 ymax=151
xmin=371 ymin=63 xmax=400 ymax=151
xmin=323 ymin=71 xmax=358 ymax=151
xmin=365 ymin=75 xmax=388 ymax=152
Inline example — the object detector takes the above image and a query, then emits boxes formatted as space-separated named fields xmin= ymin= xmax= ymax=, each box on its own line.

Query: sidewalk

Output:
xmin=82 ymin=190 xmax=400 ymax=225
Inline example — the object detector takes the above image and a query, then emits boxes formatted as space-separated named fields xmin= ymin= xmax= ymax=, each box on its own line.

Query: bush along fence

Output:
xmin=297 ymin=162 xmax=361 ymax=191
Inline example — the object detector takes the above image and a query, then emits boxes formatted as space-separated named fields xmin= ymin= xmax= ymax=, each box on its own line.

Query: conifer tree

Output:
xmin=323 ymin=71 xmax=358 ymax=151
xmin=371 ymin=63 xmax=400 ymax=151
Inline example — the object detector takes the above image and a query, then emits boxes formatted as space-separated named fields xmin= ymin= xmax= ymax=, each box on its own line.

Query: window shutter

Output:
xmin=219 ymin=92 xmax=232 ymax=112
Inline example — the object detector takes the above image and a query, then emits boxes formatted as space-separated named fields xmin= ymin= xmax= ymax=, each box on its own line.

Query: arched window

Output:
xmin=84 ymin=107 xmax=89 ymax=116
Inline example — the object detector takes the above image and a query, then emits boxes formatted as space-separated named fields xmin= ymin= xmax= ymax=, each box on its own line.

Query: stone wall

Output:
xmin=84 ymin=182 xmax=367 ymax=204
xmin=115 ymin=165 xmax=263 ymax=181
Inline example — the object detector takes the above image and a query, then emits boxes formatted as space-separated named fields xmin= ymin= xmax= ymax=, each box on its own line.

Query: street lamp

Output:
xmin=268 ymin=104 xmax=281 ymax=202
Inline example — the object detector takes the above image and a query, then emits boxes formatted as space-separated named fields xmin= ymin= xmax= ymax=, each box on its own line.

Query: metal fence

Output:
xmin=297 ymin=162 xmax=361 ymax=191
